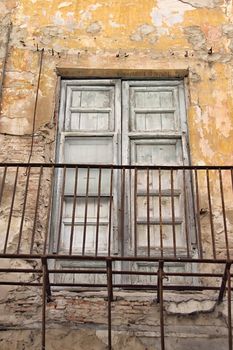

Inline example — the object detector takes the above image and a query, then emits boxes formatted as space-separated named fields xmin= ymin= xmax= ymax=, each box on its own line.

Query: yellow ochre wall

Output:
xmin=0 ymin=0 xmax=233 ymax=165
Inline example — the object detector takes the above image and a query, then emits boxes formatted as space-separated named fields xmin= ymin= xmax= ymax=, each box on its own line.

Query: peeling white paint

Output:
xmin=108 ymin=14 xmax=124 ymax=28
xmin=109 ymin=20 xmax=123 ymax=28
xmin=53 ymin=11 xmax=65 ymax=26
xmin=58 ymin=2 xmax=72 ymax=9
xmin=78 ymin=4 xmax=102 ymax=29
xmin=151 ymin=0 xmax=193 ymax=28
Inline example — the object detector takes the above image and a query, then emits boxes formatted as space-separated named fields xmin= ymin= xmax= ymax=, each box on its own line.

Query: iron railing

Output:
xmin=0 ymin=163 xmax=232 ymax=260
xmin=0 ymin=163 xmax=233 ymax=349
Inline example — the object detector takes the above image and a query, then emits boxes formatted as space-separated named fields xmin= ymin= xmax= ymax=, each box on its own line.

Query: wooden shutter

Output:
xmin=53 ymin=80 xmax=121 ymax=284
xmin=122 ymin=80 xmax=194 ymax=284
xmin=53 ymin=79 xmax=194 ymax=286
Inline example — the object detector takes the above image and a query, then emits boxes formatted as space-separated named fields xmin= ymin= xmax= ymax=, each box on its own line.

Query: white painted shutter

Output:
xmin=54 ymin=80 xmax=121 ymax=284
xmin=122 ymin=81 xmax=194 ymax=284
xmin=53 ymin=79 xmax=194 ymax=286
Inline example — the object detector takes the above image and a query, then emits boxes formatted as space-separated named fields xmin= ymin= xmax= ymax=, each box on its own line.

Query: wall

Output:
xmin=0 ymin=0 xmax=233 ymax=349
xmin=1 ymin=0 xmax=233 ymax=164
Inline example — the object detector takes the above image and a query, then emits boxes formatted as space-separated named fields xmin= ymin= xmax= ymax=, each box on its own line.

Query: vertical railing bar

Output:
xmin=95 ymin=167 xmax=102 ymax=256
xmin=231 ymin=169 xmax=233 ymax=192
xmin=30 ymin=166 xmax=43 ymax=254
xmin=206 ymin=169 xmax=216 ymax=259
xmin=159 ymin=168 xmax=163 ymax=258
xmin=219 ymin=169 xmax=229 ymax=260
xmin=43 ymin=166 xmax=55 ymax=255
xmin=42 ymin=257 xmax=52 ymax=302
xmin=56 ymin=166 xmax=67 ymax=254
xmin=158 ymin=260 xmax=165 ymax=350
xmin=134 ymin=168 xmax=138 ymax=257
xmin=182 ymin=169 xmax=190 ymax=258
xmin=227 ymin=264 xmax=232 ymax=350
xmin=171 ymin=169 xmax=176 ymax=258
xmin=108 ymin=167 xmax=113 ymax=257
xmin=107 ymin=259 xmax=113 ymax=350
xmin=4 ymin=166 xmax=19 ymax=254
xmin=42 ymin=260 xmax=46 ymax=350
xmin=17 ymin=166 xmax=31 ymax=254
xmin=120 ymin=167 xmax=125 ymax=257
xmin=82 ymin=167 xmax=90 ymax=256
xmin=69 ymin=166 xmax=78 ymax=255
xmin=218 ymin=262 xmax=231 ymax=304
xmin=0 ymin=166 xmax=7 ymax=206
xmin=194 ymin=169 xmax=203 ymax=259
xmin=147 ymin=168 xmax=151 ymax=257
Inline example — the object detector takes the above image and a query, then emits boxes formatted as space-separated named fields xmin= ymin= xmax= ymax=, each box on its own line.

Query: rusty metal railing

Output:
xmin=0 ymin=163 xmax=233 ymax=349
xmin=0 ymin=163 xmax=232 ymax=260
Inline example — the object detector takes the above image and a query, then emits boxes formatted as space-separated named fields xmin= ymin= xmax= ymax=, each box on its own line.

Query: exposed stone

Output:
xmin=222 ymin=24 xmax=233 ymax=38
xmin=86 ymin=21 xmax=102 ymax=34
xmin=184 ymin=26 xmax=206 ymax=50
xmin=130 ymin=24 xmax=157 ymax=42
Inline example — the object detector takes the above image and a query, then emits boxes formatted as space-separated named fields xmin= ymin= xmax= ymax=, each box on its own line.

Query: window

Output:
xmin=52 ymin=79 xmax=195 ymax=284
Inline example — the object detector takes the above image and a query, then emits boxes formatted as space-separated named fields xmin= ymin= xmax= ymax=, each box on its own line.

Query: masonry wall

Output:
xmin=0 ymin=0 xmax=233 ymax=349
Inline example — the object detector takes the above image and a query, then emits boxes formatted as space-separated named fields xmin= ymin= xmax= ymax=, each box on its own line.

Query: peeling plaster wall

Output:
xmin=0 ymin=0 xmax=233 ymax=163
xmin=0 ymin=0 xmax=233 ymax=348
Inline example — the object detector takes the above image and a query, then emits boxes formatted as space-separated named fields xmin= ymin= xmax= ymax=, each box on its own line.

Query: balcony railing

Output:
xmin=0 ymin=163 xmax=232 ymax=261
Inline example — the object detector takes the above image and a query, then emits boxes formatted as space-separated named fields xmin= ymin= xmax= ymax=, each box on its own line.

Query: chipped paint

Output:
xmin=151 ymin=0 xmax=193 ymax=29
xmin=0 ymin=0 xmax=232 ymax=167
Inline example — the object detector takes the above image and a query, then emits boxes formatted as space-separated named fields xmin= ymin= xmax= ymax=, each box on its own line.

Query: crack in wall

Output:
xmin=178 ymin=0 xmax=197 ymax=8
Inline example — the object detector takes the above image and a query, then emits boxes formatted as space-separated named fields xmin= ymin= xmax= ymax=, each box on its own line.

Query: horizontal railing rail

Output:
xmin=0 ymin=163 xmax=232 ymax=260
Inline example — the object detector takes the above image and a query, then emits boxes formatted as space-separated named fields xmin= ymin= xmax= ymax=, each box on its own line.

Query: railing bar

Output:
xmin=227 ymin=265 xmax=232 ymax=350
xmin=43 ymin=166 xmax=55 ymax=255
xmin=0 ymin=166 xmax=7 ymax=206
xmin=48 ymin=269 xmax=228 ymax=277
xmin=2 ymin=254 xmax=233 ymax=263
xmin=159 ymin=169 xmax=163 ymax=258
xmin=95 ymin=168 xmax=102 ymax=256
xmin=147 ymin=168 xmax=150 ymax=257
xmin=231 ymin=169 xmax=233 ymax=192
xmin=42 ymin=261 xmax=46 ymax=350
xmin=107 ymin=260 xmax=113 ymax=350
xmin=171 ymin=169 xmax=176 ymax=258
xmin=194 ymin=169 xmax=203 ymax=259
xmin=17 ymin=166 xmax=31 ymax=254
xmin=206 ymin=169 xmax=216 ymax=259
xmin=120 ymin=168 xmax=125 ymax=257
xmin=0 ymin=267 xmax=228 ymax=277
xmin=82 ymin=167 xmax=90 ymax=256
xmin=1 ymin=163 xmax=233 ymax=171
xmin=30 ymin=166 xmax=43 ymax=254
xmin=182 ymin=169 xmax=190 ymax=258
xmin=134 ymin=168 xmax=138 ymax=257
xmin=218 ymin=262 xmax=231 ymax=304
xmin=219 ymin=169 xmax=229 ymax=260
xmin=108 ymin=168 xmax=113 ymax=257
xmin=4 ymin=167 xmax=19 ymax=253
xmin=42 ymin=257 xmax=52 ymax=302
xmin=69 ymin=166 xmax=78 ymax=255
xmin=0 ymin=282 xmax=229 ymax=290
xmin=158 ymin=261 xmax=165 ymax=350
xmin=56 ymin=166 xmax=66 ymax=253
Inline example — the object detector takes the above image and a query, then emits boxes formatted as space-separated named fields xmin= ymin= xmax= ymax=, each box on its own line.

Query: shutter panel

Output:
xmin=53 ymin=79 xmax=194 ymax=287
xmin=54 ymin=80 xmax=121 ymax=285
xmin=122 ymin=81 xmax=193 ymax=285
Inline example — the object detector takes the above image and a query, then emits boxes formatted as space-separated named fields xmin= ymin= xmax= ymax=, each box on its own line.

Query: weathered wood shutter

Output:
xmin=122 ymin=81 xmax=194 ymax=283
xmin=54 ymin=80 xmax=121 ymax=284
xmin=53 ymin=79 xmax=194 ymax=285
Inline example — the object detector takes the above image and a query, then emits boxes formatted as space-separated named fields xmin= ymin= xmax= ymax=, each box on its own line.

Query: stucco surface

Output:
xmin=0 ymin=1 xmax=233 ymax=348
